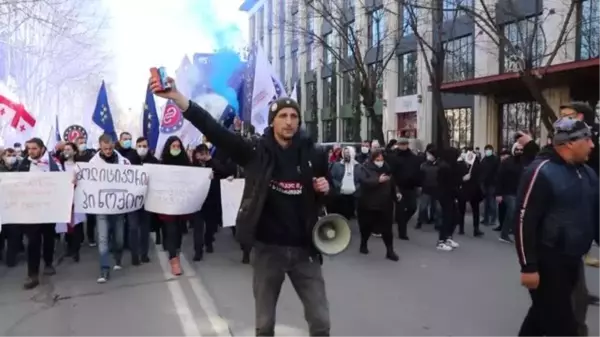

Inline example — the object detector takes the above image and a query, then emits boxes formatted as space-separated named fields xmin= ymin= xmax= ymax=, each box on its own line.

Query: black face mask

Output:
xmin=514 ymin=151 xmax=523 ymax=157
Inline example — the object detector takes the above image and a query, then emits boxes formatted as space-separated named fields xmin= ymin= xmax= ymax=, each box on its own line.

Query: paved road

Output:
xmin=1 ymin=220 xmax=598 ymax=336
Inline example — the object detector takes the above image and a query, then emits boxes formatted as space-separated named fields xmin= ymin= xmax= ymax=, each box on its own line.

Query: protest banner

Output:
xmin=74 ymin=163 xmax=149 ymax=214
xmin=144 ymin=164 xmax=212 ymax=215
xmin=220 ymin=178 xmax=245 ymax=227
xmin=0 ymin=172 xmax=74 ymax=224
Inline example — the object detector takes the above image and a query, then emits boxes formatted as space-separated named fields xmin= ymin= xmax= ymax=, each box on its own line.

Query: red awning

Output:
xmin=439 ymin=58 xmax=599 ymax=98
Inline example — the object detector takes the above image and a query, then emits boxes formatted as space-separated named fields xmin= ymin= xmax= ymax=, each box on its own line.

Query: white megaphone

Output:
xmin=312 ymin=212 xmax=351 ymax=256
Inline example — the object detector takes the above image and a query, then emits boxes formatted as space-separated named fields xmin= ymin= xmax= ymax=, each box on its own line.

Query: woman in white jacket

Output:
xmin=60 ymin=142 xmax=86 ymax=262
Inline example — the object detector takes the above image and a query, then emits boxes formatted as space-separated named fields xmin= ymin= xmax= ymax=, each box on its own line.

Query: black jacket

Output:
xmin=126 ymin=151 xmax=159 ymax=165
xmin=194 ymin=158 xmax=231 ymax=224
xmin=387 ymin=149 xmax=421 ymax=190
xmin=356 ymin=161 xmax=396 ymax=210
xmin=478 ymin=155 xmax=499 ymax=187
xmin=182 ymin=101 xmax=329 ymax=249
xmin=76 ymin=149 xmax=96 ymax=162
xmin=514 ymin=148 xmax=599 ymax=273
xmin=495 ymin=155 xmax=524 ymax=196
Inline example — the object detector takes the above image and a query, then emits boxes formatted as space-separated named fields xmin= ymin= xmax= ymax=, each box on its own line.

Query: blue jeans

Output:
xmin=127 ymin=210 xmax=150 ymax=258
xmin=417 ymin=193 xmax=434 ymax=223
xmin=500 ymin=195 xmax=516 ymax=238
xmin=482 ymin=186 xmax=497 ymax=225
xmin=96 ymin=214 xmax=125 ymax=269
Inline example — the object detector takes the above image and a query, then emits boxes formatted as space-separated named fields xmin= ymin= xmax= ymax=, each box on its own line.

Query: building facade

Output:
xmin=240 ymin=0 xmax=599 ymax=149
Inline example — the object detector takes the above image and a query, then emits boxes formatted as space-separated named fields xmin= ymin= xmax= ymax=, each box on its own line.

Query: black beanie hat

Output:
xmin=268 ymin=98 xmax=301 ymax=125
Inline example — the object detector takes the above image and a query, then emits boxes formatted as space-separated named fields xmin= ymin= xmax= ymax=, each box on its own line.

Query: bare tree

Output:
xmin=284 ymin=0 xmax=405 ymax=144
xmin=0 ymin=0 xmax=112 ymax=133
xmin=458 ymin=0 xmax=578 ymax=131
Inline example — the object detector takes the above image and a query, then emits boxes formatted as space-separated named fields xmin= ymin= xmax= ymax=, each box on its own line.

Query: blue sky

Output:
xmin=105 ymin=0 xmax=248 ymax=112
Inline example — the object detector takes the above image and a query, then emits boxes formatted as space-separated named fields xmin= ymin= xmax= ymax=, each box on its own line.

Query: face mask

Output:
xmin=4 ymin=157 xmax=16 ymax=165
xmin=121 ymin=140 xmax=132 ymax=149
xmin=78 ymin=144 xmax=87 ymax=151
xmin=361 ymin=146 xmax=369 ymax=154
xmin=374 ymin=160 xmax=384 ymax=168
xmin=14 ymin=147 xmax=21 ymax=153
xmin=426 ymin=153 xmax=435 ymax=162
xmin=485 ymin=149 xmax=493 ymax=157
xmin=205 ymin=142 xmax=213 ymax=149
xmin=62 ymin=152 xmax=74 ymax=159
xmin=170 ymin=149 xmax=181 ymax=157
xmin=137 ymin=148 xmax=148 ymax=157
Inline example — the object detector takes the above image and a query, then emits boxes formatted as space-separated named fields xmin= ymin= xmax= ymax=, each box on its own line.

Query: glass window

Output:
xmin=346 ymin=0 xmax=354 ymax=11
xmin=401 ymin=5 xmax=412 ymax=36
xmin=323 ymin=76 xmax=337 ymax=109
xmin=307 ymin=81 xmax=318 ymax=111
xmin=342 ymin=119 xmax=356 ymax=141
xmin=443 ymin=34 xmax=474 ymax=82
xmin=443 ymin=0 xmax=473 ymax=21
xmin=343 ymin=72 xmax=353 ymax=105
xmin=502 ymin=17 xmax=545 ymax=72
xmin=368 ymin=62 xmax=384 ymax=99
xmin=368 ymin=7 xmax=385 ymax=48
xmin=346 ymin=21 xmax=355 ymax=57
xmin=578 ymin=0 xmax=600 ymax=60
xmin=322 ymin=120 xmax=337 ymax=142
xmin=500 ymin=102 xmax=541 ymax=149
xmin=323 ymin=33 xmax=333 ymax=64
xmin=444 ymin=107 xmax=473 ymax=149
xmin=258 ymin=7 xmax=264 ymax=36
xmin=267 ymin=0 xmax=273 ymax=29
xmin=398 ymin=51 xmax=418 ymax=96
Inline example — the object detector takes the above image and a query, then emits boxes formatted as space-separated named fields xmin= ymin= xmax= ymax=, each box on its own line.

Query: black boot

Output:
xmin=241 ymin=251 xmax=250 ymax=264
xmin=193 ymin=251 xmax=203 ymax=261
xmin=359 ymin=240 xmax=369 ymax=254
xmin=385 ymin=248 xmax=399 ymax=262
xmin=24 ymin=276 xmax=40 ymax=290
xmin=474 ymin=229 xmax=484 ymax=237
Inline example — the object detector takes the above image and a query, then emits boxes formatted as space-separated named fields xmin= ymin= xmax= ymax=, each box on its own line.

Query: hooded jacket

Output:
xmin=330 ymin=146 xmax=360 ymax=196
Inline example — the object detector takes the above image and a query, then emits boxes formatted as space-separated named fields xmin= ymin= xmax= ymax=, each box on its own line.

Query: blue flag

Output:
xmin=54 ymin=115 xmax=61 ymax=142
xmin=92 ymin=81 xmax=117 ymax=141
xmin=143 ymin=85 xmax=159 ymax=151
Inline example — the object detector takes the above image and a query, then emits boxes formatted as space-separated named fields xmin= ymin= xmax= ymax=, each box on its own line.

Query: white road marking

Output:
xmin=152 ymin=241 xmax=202 ymax=337
xmin=180 ymin=253 xmax=233 ymax=336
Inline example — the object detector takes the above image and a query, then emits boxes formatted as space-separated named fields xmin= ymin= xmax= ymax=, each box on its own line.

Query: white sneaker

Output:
xmin=89 ymin=242 xmax=97 ymax=247
xmin=436 ymin=242 xmax=453 ymax=251
xmin=445 ymin=238 xmax=460 ymax=248
xmin=97 ymin=276 xmax=107 ymax=283
xmin=113 ymin=265 xmax=122 ymax=271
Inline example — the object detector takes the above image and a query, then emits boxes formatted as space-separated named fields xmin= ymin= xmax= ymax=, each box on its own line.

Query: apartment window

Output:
xmin=292 ymin=12 xmax=299 ymax=44
xmin=500 ymin=102 xmax=541 ymax=149
xmin=368 ymin=62 xmax=384 ymax=99
xmin=291 ymin=50 xmax=298 ymax=82
xmin=306 ymin=6 xmax=314 ymax=34
xmin=401 ymin=5 xmax=413 ymax=36
xmin=502 ymin=17 xmax=545 ymax=72
xmin=305 ymin=81 xmax=319 ymax=141
xmin=342 ymin=119 xmax=357 ymax=141
xmin=258 ymin=7 xmax=264 ymax=36
xmin=323 ymin=76 xmax=337 ymax=110
xmin=346 ymin=21 xmax=355 ymax=57
xmin=323 ymin=33 xmax=333 ymax=64
xmin=368 ymin=7 xmax=385 ymax=48
xmin=398 ymin=51 xmax=417 ymax=96
xmin=443 ymin=34 xmax=474 ymax=82
xmin=279 ymin=57 xmax=286 ymax=83
xmin=444 ymin=107 xmax=473 ymax=149
xmin=343 ymin=71 xmax=353 ymax=105
xmin=322 ymin=120 xmax=337 ymax=142
xmin=307 ymin=45 xmax=313 ymax=69
xmin=442 ymin=0 xmax=473 ymax=21
xmin=578 ymin=0 xmax=600 ymax=60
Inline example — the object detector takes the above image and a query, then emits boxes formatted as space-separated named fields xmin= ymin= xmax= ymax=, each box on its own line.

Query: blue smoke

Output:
xmin=209 ymin=50 xmax=242 ymax=114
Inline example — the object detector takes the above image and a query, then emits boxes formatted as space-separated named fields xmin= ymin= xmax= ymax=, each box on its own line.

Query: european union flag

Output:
xmin=143 ymin=85 xmax=159 ymax=151
xmin=92 ymin=81 xmax=117 ymax=142
xmin=54 ymin=115 xmax=61 ymax=142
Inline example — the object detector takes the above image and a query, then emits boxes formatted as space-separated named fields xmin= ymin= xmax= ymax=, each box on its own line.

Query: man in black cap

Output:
xmin=514 ymin=118 xmax=598 ymax=336
xmin=151 ymin=77 xmax=332 ymax=336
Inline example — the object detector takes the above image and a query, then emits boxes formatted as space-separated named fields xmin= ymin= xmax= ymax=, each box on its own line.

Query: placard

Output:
xmin=0 ymin=172 xmax=74 ymax=224
xmin=220 ymin=178 xmax=245 ymax=227
xmin=144 ymin=164 xmax=212 ymax=215
xmin=73 ymin=163 xmax=149 ymax=214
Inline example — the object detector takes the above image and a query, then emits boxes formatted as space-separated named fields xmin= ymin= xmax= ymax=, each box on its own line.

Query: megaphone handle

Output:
xmin=321 ymin=206 xmax=328 ymax=216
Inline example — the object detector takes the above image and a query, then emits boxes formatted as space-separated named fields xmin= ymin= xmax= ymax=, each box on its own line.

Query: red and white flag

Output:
xmin=0 ymin=94 xmax=36 ymax=133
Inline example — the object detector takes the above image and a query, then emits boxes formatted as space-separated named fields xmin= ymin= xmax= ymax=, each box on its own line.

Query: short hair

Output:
xmin=4 ymin=148 xmax=15 ymax=154
xmin=370 ymin=148 xmax=384 ymax=161
xmin=484 ymin=144 xmax=494 ymax=150
xmin=136 ymin=137 xmax=147 ymax=144
xmin=13 ymin=142 xmax=21 ymax=148
xmin=26 ymin=137 xmax=44 ymax=148
xmin=63 ymin=142 xmax=78 ymax=151
xmin=98 ymin=133 xmax=114 ymax=144
xmin=119 ymin=132 xmax=131 ymax=140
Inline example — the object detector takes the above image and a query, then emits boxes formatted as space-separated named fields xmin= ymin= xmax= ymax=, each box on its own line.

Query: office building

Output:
xmin=240 ymin=0 xmax=599 ymax=148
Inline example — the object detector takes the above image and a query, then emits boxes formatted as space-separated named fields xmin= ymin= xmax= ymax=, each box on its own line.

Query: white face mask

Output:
xmin=361 ymin=146 xmax=369 ymax=154
xmin=426 ymin=153 xmax=435 ymax=162
xmin=137 ymin=148 xmax=148 ymax=157
xmin=4 ymin=156 xmax=16 ymax=165
xmin=485 ymin=149 xmax=493 ymax=157
xmin=78 ymin=144 xmax=87 ymax=151
xmin=374 ymin=160 xmax=384 ymax=168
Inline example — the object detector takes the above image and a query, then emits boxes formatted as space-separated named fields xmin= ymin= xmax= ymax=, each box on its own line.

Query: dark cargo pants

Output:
xmin=572 ymin=260 xmax=589 ymax=336
xmin=252 ymin=243 xmax=330 ymax=336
